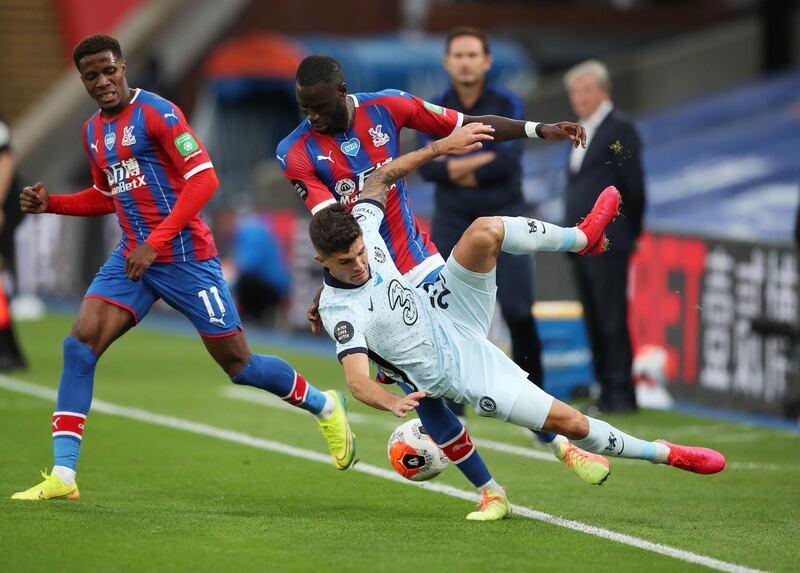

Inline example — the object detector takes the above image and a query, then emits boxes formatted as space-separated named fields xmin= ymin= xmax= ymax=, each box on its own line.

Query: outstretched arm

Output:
xmin=463 ymin=114 xmax=586 ymax=148
xmin=21 ymin=181 xmax=115 ymax=216
xmin=341 ymin=353 xmax=426 ymax=417
xmin=361 ymin=122 xmax=495 ymax=206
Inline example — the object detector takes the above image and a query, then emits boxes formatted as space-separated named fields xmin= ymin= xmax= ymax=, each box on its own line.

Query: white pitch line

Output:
xmin=225 ymin=385 xmax=559 ymax=463
xmin=223 ymin=386 xmax=796 ymax=470
xmin=726 ymin=462 xmax=791 ymax=471
xmin=222 ymin=385 xmax=382 ymax=425
xmin=472 ymin=437 xmax=556 ymax=463
xmin=0 ymin=375 xmax=769 ymax=573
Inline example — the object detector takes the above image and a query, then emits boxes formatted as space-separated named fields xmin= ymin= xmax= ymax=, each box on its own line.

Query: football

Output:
xmin=387 ymin=419 xmax=449 ymax=481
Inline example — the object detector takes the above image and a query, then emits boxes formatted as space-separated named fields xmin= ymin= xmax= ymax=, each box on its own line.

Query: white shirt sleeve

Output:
xmin=320 ymin=297 xmax=369 ymax=362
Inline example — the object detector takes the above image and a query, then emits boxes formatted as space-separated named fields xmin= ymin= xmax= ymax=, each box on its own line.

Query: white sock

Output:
xmin=653 ymin=442 xmax=670 ymax=464
xmin=316 ymin=393 xmax=336 ymax=420
xmin=573 ymin=417 xmax=670 ymax=463
xmin=499 ymin=217 xmax=587 ymax=254
xmin=545 ymin=434 xmax=569 ymax=455
xmin=478 ymin=478 xmax=504 ymax=494
xmin=52 ymin=465 xmax=76 ymax=485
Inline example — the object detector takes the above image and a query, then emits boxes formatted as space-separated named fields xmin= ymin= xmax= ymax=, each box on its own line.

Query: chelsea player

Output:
xmin=313 ymin=123 xmax=726 ymax=520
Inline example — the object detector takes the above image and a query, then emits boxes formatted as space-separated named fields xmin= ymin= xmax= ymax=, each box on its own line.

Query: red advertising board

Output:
xmin=631 ymin=232 xmax=798 ymax=416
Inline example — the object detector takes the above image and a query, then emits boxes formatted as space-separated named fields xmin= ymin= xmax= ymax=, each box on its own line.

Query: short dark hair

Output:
xmin=446 ymin=26 xmax=490 ymax=55
xmin=296 ymin=55 xmax=343 ymax=87
xmin=73 ymin=34 xmax=123 ymax=69
xmin=309 ymin=203 xmax=362 ymax=256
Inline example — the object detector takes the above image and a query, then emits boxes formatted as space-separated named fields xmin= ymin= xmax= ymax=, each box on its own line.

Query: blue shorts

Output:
xmin=85 ymin=251 xmax=243 ymax=337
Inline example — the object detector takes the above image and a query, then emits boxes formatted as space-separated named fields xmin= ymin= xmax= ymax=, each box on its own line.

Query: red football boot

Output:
xmin=656 ymin=440 xmax=727 ymax=475
xmin=577 ymin=185 xmax=621 ymax=255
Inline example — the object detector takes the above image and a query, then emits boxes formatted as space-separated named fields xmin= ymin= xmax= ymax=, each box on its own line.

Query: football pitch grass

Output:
xmin=1 ymin=316 xmax=798 ymax=572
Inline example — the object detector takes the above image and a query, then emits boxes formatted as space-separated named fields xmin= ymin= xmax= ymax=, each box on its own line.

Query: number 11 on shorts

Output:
xmin=198 ymin=286 xmax=226 ymax=320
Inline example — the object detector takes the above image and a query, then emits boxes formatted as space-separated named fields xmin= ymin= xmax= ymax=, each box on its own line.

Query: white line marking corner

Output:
xmin=0 ymin=375 xmax=769 ymax=573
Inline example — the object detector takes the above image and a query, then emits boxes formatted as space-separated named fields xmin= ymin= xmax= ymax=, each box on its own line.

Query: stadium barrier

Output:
xmin=631 ymin=231 xmax=798 ymax=418
xmin=533 ymin=301 xmax=594 ymax=401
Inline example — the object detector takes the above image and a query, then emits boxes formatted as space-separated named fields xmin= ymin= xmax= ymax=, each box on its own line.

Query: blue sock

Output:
xmin=400 ymin=383 xmax=492 ymax=489
xmin=231 ymin=354 xmax=327 ymax=415
xmin=52 ymin=336 xmax=98 ymax=471
xmin=534 ymin=431 xmax=558 ymax=444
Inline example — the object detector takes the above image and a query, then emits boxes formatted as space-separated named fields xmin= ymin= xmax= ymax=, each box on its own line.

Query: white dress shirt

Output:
xmin=569 ymin=99 xmax=614 ymax=174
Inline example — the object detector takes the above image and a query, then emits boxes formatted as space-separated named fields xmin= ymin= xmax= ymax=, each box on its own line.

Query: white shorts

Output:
xmin=433 ymin=255 xmax=553 ymax=425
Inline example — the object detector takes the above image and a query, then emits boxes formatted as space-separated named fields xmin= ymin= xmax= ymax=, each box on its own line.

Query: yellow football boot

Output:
xmin=318 ymin=390 xmax=356 ymax=470
xmin=11 ymin=470 xmax=80 ymax=501
xmin=466 ymin=488 xmax=512 ymax=521
xmin=555 ymin=441 xmax=611 ymax=485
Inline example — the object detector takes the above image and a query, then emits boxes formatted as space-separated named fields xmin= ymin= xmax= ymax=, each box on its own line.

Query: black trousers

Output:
xmin=0 ymin=189 xmax=24 ymax=276
xmin=570 ymin=252 xmax=636 ymax=409
xmin=236 ymin=274 xmax=283 ymax=323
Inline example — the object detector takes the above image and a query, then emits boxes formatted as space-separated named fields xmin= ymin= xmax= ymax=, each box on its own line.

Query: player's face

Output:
xmin=296 ymin=81 xmax=349 ymax=134
xmin=78 ymin=51 xmax=130 ymax=115
xmin=567 ymin=72 xmax=609 ymax=120
xmin=320 ymin=237 xmax=370 ymax=286
xmin=444 ymin=36 xmax=491 ymax=88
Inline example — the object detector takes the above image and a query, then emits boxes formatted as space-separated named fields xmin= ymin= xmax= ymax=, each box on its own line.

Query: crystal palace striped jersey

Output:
xmin=277 ymin=90 xmax=463 ymax=278
xmin=82 ymin=88 xmax=217 ymax=263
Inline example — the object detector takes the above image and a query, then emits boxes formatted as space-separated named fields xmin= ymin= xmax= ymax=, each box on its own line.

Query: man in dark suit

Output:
xmin=564 ymin=60 xmax=645 ymax=413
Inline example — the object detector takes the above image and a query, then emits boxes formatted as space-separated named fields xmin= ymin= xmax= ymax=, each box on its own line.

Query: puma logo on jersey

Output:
xmin=90 ymin=141 xmax=99 ymax=152
xmin=163 ymin=110 xmax=179 ymax=121
xmin=277 ymin=154 xmax=287 ymax=166
xmin=317 ymin=150 xmax=334 ymax=163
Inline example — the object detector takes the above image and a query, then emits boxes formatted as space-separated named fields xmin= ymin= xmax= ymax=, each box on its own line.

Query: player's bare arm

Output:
xmin=362 ymin=123 xmax=495 ymax=205
xmin=463 ymin=115 xmax=587 ymax=148
xmin=307 ymin=286 xmax=324 ymax=335
xmin=341 ymin=353 xmax=427 ymax=417
xmin=20 ymin=182 xmax=49 ymax=214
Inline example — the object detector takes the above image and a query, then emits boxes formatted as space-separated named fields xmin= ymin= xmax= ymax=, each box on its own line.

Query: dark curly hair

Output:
xmin=309 ymin=203 xmax=362 ymax=256
xmin=296 ymin=55 xmax=343 ymax=87
xmin=73 ymin=34 xmax=123 ymax=69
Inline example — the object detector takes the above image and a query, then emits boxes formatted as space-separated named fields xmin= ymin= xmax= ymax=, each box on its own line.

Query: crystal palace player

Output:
xmin=277 ymin=55 xmax=609 ymax=490
xmin=313 ymin=123 xmax=726 ymax=521
xmin=12 ymin=35 xmax=355 ymax=501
